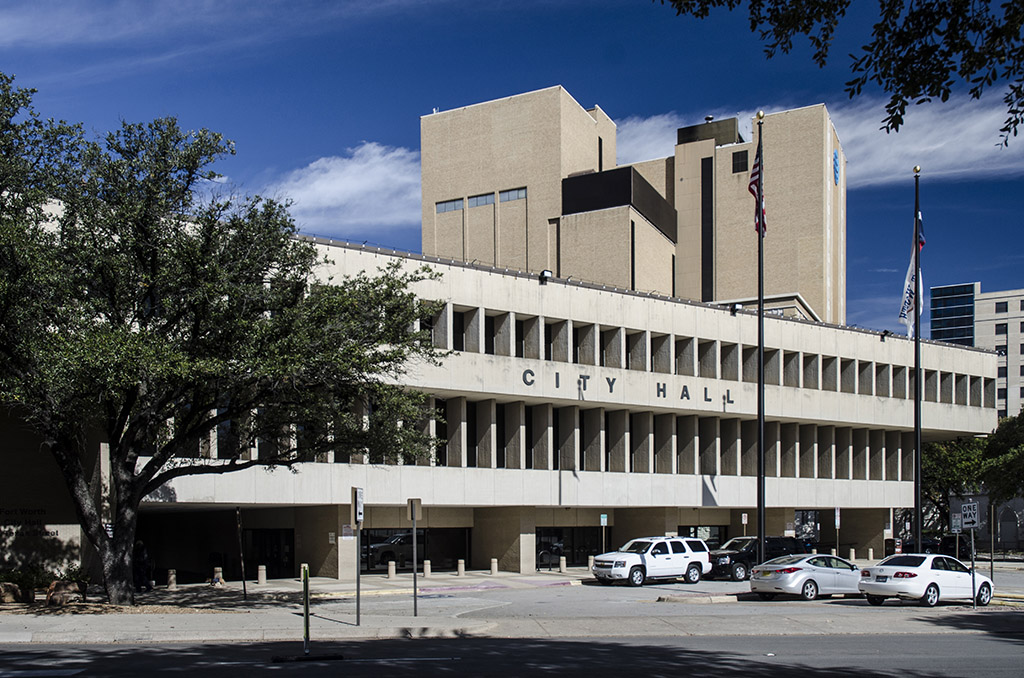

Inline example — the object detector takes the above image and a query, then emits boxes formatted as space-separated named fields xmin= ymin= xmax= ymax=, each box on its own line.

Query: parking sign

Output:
xmin=951 ymin=512 xmax=962 ymax=534
xmin=962 ymin=502 xmax=979 ymax=529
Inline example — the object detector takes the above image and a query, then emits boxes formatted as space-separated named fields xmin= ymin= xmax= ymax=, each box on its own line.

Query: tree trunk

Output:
xmin=100 ymin=538 xmax=135 ymax=606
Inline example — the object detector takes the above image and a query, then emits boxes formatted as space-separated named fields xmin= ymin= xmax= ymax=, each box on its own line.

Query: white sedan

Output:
xmin=750 ymin=554 xmax=862 ymax=600
xmin=858 ymin=553 xmax=993 ymax=607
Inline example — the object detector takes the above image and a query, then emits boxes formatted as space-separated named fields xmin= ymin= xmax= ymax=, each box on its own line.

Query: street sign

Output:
xmin=600 ymin=513 xmax=607 ymax=527
xmin=835 ymin=507 xmax=841 ymax=529
xmin=741 ymin=512 xmax=748 ymax=525
xmin=351 ymin=487 xmax=364 ymax=525
xmin=962 ymin=502 xmax=979 ymax=529
xmin=407 ymin=497 xmax=422 ymax=521
xmin=951 ymin=512 xmax=962 ymax=534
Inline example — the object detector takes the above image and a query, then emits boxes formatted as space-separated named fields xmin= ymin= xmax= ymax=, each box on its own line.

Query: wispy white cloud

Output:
xmin=265 ymin=142 xmax=421 ymax=238
xmin=830 ymin=94 xmax=1024 ymax=188
xmin=0 ymin=1 xmax=426 ymax=49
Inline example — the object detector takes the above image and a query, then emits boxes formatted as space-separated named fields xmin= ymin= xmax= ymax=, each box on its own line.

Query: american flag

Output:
xmin=748 ymin=144 xmax=765 ymax=235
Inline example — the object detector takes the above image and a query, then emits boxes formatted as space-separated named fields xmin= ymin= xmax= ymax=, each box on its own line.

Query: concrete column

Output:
xmin=765 ymin=420 xmax=780 ymax=477
xmin=576 ymin=323 xmax=597 ymax=365
xmin=494 ymin=312 xmax=513 ymax=357
xmin=698 ymin=417 xmax=719 ymax=475
xmin=817 ymin=426 xmax=834 ymax=479
xmin=523 ymin=315 xmax=541 ymax=359
xmin=606 ymin=410 xmax=628 ymax=472
xmin=472 ymin=507 xmax=536 ymax=572
xmin=294 ymin=504 xmax=345 ymax=579
xmin=627 ymin=330 xmax=648 ymax=371
xmin=447 ymin=397 xmax=467 ymax=467
xmin=719 ymin=418 xmax=739 ymax=476
xmin=557 ymin=405 xmax=579 ymax=471
xmin=869 ymin=429 xmax=884 ymax=480
xmin=885 ymin=430 xmax=900 ymax=481
xmin=504 ymin=401 xmax=526 ymax=469
xmin=476 ymin=399 xmax=497 ymax=468
xmin=435 ymin=302 xmax=452 ymax=350
xmin=601 ymin=327 xmax=624 ymax=368
xmin=582 ymin=408 xmax=603 ymax=472
xmin=900 ymin=431 xmax=915 ymax=481
xmin=677 ymin=415 xmax=697 ymax=474
xmin=835 ymin=427 xmax=852 ymax=479
xmin=547 ymin=318 xmax=570 ymax=362
xmin=799 ymin=424 xmax=817 ymax=478
xmin=780 ymin=422 xmax=798 ymax=477
xmin=531 ymin=403 xmax=553 ymax=470
xmin=740 ymin=419 xmax=758 ymax=476
xmin=464 ymin=307 xmax=483 ymax=353
xmin=654 ymin=413 xmax=675 ymax=474
xmin=630 ymin=411 xmax=653 ymax=473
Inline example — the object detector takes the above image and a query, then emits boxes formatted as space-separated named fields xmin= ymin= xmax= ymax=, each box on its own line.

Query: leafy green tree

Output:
xmin=659 ymin=1 xmax=1024 ymax=143
xmin=982 ymin=411 xmax=1024 ymax=505
xmin=0 ymin=73 xmax=440 ymax=605
xmin=921 ymin=437 xmax=986 ymax=531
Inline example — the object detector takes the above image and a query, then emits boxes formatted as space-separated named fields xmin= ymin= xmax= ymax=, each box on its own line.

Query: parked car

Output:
xmin=858 ymin=553 xmax=993 ymax=607
xmin=592 ymin=536 xmax=711 ymax=586
xmin=368 ymin=532 xmax=424 ymax=567
xmin=750 ymin=554 xmax=862 ymax=601
xmin=884 ymin=535 xmax=975 ymax=560
xmin=709 ymin=536 xmax=804 ymax=581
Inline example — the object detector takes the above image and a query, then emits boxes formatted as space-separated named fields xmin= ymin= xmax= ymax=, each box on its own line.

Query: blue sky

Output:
xmin=3 ymin=0 xmax=1022 ymax=334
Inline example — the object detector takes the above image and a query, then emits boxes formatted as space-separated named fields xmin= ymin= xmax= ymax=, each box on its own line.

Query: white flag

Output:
xmin=897 ymin=212 xmax=925 ymax=336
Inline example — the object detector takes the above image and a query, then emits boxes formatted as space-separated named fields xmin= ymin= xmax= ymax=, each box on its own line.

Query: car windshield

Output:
xmin=761 ymin=554 xmax=805 ymax=566
xmin=719 ymin=537 xmax=755 ymax=551
xmin=621 ymin=540 xmax=652 ymax=554
xmin=879 ymin=555 xmax=926 ymax=567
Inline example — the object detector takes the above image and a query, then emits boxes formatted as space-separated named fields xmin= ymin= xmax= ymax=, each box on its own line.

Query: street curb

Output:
xmin=656 ymin=594 xmax=737 ymax=604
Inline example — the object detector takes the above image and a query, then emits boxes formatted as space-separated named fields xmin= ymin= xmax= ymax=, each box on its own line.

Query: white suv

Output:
xmin=592 ymin=536 xmax=712 ymax=586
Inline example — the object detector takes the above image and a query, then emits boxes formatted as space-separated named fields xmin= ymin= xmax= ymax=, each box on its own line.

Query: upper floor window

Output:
xmin=499 ymin=187 xmax=527 ymax=202
xmin=996 ymin=301 xmax=1008 ymax=313
xmin=732 ymin=150 xmax=748 ymax=173
xmin=467 ymin=193 xmax=495 ymax=208
xmin=436 ymin=198 xmax=463 ymax=213
xmin=996 ymin=323 xmax=1008 ymax=335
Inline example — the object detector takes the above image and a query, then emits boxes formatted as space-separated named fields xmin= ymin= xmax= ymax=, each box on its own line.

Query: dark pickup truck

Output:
xmin=708 ymin=536 xmax=805 ymax=581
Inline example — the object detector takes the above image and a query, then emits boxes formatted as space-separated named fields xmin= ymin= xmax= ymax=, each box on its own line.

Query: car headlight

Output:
xmin=614 ymin=561 xmax=626 ymax=568
xmin=717 ymin=556 xmax=730 ymax=565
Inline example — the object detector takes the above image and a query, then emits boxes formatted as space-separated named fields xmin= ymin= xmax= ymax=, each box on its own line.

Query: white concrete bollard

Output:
xmin=387 ymin=561 xmax=396 ymax=579
xmin=257 ymin=565 xmax=267 ymax=585
xmin=213 ymin=566 xmax=224 ymax=587
xmin=849 ymin=548 xmax=857 ymax=561
xmin=559 ymin=556 xmax=567 ymax=573
xmin=867 ymin=547 xmax=874 ymax=561
xmin=423 ymin=559 xmax=432 ymax=578
xmin=167 ymin=569 xmax=177 ymax=591
xmin=812 ymin=547 xmax=818 ymax=554
xmin=457 ymin=559 xmax=465 ymax=576
xmin=490 ymin=558 xmax=498 ymax=575
xmin=588 ymin=555 xmax=595 ymax=570
xmin=830 ymin=548 xmax=837 ymax=556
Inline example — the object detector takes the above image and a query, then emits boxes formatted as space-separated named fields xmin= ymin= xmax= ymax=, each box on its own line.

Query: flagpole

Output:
xmin=913 ymin=165 xmax=922 ymax=553
xmin=756 ymin=111 xmax=766 ymax=567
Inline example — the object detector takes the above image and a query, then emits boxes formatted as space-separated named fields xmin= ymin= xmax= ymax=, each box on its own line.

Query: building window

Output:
xmin=996 ymin=345 xmax=1007 ymax=355
xmin=1020 ymin=364 xmax=1024 ymax=377
xmin=732 ymin=150 xmax=748 ymax=173
xmin=998 ymin=366 xmax=1007 ymax=378
xmin=436 ymin=198 xmax=463 ymax=213
xmin=996 ymin=301 xmax=1008 ymax=313
xmin=1020 ymin=300 xmax=1024 ymax=311
xmin=999 ymin=409 xmax=1007 ymax=419
xmin=467 ymin=193 xmax=494 ymax=208
xmin=499 ymin=187 xmax=527 ymax=202
xmin=998 ymin=388 xmax=1007 ymax=400
xmin=1020 ymin=386 xmax=1024 ymax=398
xmin=996 ymin=323 xmax=1008 ymax=335
xmin=1020 ymin=321 xmax=1024 ymax=332
xmin=1020 ymin=343 xmax=1024 ymax=355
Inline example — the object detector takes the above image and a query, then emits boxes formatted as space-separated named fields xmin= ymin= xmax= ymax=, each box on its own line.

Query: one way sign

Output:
xmin=962 ymin=502 xmax=979 ymax=529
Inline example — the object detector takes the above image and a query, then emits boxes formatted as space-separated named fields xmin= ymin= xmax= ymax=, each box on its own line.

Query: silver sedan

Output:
xmin=750 ymin=554 xmax=862 ymax=601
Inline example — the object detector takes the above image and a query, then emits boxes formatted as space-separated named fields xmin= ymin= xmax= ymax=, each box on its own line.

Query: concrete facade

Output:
xmin=422 ymin=87 xmax=846 ymax=324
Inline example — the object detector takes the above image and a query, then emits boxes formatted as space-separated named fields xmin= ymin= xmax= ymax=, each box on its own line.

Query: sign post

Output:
xmin=352 ymin=487 xmax=364 ymax=626
xmin=951 ymin=512 xmax=962 ymax=562
xmin=742 ymin=512 xmax=748 ymax=537
xmin=600 ymin=513 xmax=608 ymax=554
xmin=408 ymin=498 xmax=422 ymax=617
xmin=962 ymin=501 xmax=979 ymax=609
xmin=835 ymin=507 xmax=841 ymax=556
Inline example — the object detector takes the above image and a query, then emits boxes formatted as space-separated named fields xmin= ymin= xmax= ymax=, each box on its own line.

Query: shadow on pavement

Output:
xmin=917 ymin=608 xmax=1024 ymax=643
xmin=0 ymin=636 xmax=972 ymax=677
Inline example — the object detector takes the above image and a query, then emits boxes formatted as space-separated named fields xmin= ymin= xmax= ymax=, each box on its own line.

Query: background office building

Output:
xmin=932 ymin=282 xmax=1024 ymax=418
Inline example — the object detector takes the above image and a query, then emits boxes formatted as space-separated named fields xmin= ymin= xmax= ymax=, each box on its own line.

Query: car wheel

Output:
xmin=920 ymin=583 xmax=940 ymax=607
xmin=866 ymin=595 xmax=885 ymax=606
xmin=800 ymin=580 xmax=819 ymax=601
xmin=685 ymin=564 xmax=701 ymax=584
xmin=628 ymin=566 xmax=645 ymax=587
xmin=976 ymin=583 xmax=992 ymax=607
xmin=757 ymin=592 xmax=776 ymax=601
xmin=730 ymin=562 xmax=748 ymax=581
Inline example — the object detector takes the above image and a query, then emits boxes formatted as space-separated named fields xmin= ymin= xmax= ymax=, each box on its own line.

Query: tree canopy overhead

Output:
xmin=0 ymin=72 xmax=441 ymax=604
xmin=661 ymin=0 xmax=1024 ymax=143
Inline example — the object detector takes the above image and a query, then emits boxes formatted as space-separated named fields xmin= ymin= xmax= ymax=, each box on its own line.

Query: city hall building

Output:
xmin=2 ymin=87 xmax=997 ymax=583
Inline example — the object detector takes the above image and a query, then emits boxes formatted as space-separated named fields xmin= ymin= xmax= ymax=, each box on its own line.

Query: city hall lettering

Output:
xmin=522 ymin=369 xmax=735 ymax=404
